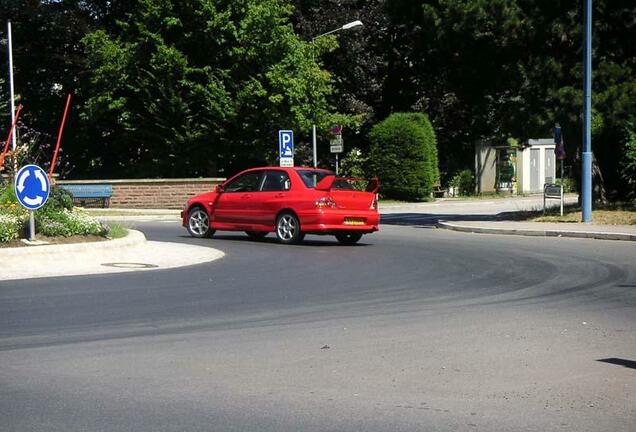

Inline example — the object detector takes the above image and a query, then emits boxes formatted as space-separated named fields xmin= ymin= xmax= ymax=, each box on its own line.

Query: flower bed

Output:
xmin=0 ymin=182 xmax=109 ymax=244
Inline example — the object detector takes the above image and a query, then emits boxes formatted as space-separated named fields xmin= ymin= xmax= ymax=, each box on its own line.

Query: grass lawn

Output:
xmin=533 ymin=209 xmax=636 ymax=225
xmin=526 ymin=203 xmax=636 ymax=225
xmin=107 ymin=223 xmax=128 ymax=239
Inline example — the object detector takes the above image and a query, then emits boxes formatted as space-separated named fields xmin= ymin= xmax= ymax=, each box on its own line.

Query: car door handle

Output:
xmin=241 ymin=194 xmax=252 ymax=200
xmin=275 ymin=193 xmax=286 ymax=198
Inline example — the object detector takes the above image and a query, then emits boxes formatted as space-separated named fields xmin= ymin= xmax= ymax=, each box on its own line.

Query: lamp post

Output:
xmin=311 ymin=20 xmax=363 ymax=168
xmin=581 ymin=0 xmax=592 ymax=222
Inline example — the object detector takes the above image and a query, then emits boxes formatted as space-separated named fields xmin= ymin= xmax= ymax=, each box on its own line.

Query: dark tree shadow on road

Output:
xmin=380 ymin=212 xmax=528 ymax=227
xmin=597 ymin=358 xmax=636 ymax=370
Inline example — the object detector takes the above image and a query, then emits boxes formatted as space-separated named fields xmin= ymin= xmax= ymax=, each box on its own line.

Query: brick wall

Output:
xmin=57 ymin=178 xmax=225 ymax=209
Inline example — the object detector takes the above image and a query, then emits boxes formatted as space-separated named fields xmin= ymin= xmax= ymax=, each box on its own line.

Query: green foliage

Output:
xmin=556 ymin=177 xmax=576 ymax=194
xmin=0 ymin=184 xmax=103 ymax=242
xmin=339 ymin=148 xmax=367 ymax=179
xmin=2 ymin=0 xmax=635 ymax=200
xmin=621 ymin=124 xmax=636 ymax=200
xmin=80 ymin=0 xmax=347 ymax=177
xmin=36 ymin=209 xmax=105 ymax=237
xmin=42 ymin=185 xmax=74 ymax=212
xmin=0 ymin=214 xmax=21 ymax=242
xmin=0 ymin=184 xmax=28 ymax=219
xmin=106 ymin=223 xmax=128 ymax=239
xmin=450 ymin=169 xmax=475 ymax=196
xmin=368 ymin=113 xmax=439 ymax=201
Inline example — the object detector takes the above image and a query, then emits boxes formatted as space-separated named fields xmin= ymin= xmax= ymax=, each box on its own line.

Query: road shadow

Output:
xmin=597 ymin=358 xmax=636 ymax=370
xmin=380 ymin=212 xmax=513 ymax=227
xmin=178 ymin=234 xmax=371 ymax=247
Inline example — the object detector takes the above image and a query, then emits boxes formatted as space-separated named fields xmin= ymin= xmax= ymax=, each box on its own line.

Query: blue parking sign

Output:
xmin=279 ymin=130 xmax=294 ymax=167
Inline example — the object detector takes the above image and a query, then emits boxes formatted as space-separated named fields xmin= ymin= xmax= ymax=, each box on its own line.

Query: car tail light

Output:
xmin=370 ymin=195 xmax=378 ymax=210
xmin=315 ymin=196 xmax=337 ymax=209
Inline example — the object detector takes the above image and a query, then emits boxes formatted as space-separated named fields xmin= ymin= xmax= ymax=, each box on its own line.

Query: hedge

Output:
xmin=368 ymin=112 xmax=440 ymax=201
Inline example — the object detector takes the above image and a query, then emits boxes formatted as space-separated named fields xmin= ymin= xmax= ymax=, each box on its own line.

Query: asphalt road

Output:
xmin=1 ymin=221 xmax=635 ymax=431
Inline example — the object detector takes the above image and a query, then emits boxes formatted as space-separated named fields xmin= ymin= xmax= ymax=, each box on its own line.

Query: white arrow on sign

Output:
xmin=17 ymin=170 xmax=30 ymax=193
xmin=34 ymin=169 xmax=47 ymax=191
xmin=23 ymin=195 xmax=43 ymax=206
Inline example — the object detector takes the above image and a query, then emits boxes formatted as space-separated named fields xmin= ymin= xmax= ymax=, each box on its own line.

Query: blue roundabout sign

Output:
xmin=14 ymin=164 xmax=50 ymax=210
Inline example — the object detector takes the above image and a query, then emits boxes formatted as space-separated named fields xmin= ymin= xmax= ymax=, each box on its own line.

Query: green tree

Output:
xmin=368 ymin=112 xmax=439 ymax=201
xmin=621 ymin=123 xmax=636 ymax=200
xmin=82 ymin=0 xmax=345 ymax=178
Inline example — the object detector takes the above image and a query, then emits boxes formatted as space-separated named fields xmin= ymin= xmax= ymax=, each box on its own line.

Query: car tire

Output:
xmin=275 ymin=211 xmax=303 ymax=244
xmin=335 ymin=232 xmax=363 ymax=245
xmin=245 ymin=231 xmax=267 ymax=240
xmin=187 ymin=207 xmax=215 ymax=238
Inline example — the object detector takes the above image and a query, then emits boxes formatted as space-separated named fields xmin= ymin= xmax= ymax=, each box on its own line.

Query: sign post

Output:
xmin=14 ymin=164 xmax=50 ymax=241
xmin=278 ymin=130 xmax=294 ymax=167
xmin=330 ymin=125 xmax=343 ymax=175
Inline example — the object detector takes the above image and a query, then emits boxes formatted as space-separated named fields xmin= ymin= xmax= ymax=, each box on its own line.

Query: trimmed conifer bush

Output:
xmin=368 ymin=112 xmax=440 ymax=201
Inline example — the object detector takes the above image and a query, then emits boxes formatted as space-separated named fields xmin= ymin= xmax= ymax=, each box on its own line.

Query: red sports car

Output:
xmin=181 ymin=167 xmax=380 ymax=244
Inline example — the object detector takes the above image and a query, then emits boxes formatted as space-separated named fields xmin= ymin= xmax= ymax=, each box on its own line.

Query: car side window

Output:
xmin=225 ymin=172 xmax=262 ymax=192
xmin=260 ymin=171 xmax=291 ymax=192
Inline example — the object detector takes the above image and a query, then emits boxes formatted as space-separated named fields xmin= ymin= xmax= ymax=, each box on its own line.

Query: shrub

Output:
xmin=0 ymin=184 xmax=28 ymax=220
xmin=621 ymin=124 xmax=636 ymax=200
xmin=450 ymin=169 xmax=475 ymax=196
xmin=36 ymin=208 xmax=105 ymax=237
xmin=0 ymin=214 xmax=21 ymax=242
xmin=367 ymin=112 xmax=439 ymax=201
xmin=339 ymin=147 xmax=367 ymax=179
xmin=44 ymin=185 xmax=74 ymax=211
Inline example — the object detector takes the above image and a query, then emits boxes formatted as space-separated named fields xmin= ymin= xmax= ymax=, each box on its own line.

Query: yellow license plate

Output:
xmin=344 ymin=218 xmax=365 ymax=225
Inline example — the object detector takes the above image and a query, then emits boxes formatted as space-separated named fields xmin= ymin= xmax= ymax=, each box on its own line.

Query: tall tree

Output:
xmin=82 ymin=0 xmax=344 ymax=178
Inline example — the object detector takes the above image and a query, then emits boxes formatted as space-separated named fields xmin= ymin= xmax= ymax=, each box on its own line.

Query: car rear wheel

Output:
xmin=187 ymin=207 xmax=215 ymax=238
xmin=335 ymin=232 xmax=363 ymax=245
xmin=245 ymin=231 xmax=267 ymax=240
xmin=276 ymin=212 xmax=303 ymax=244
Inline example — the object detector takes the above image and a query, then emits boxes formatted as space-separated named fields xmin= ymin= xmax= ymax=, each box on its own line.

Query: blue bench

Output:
xmin=59 ymin=184 xmax=113 ymax=208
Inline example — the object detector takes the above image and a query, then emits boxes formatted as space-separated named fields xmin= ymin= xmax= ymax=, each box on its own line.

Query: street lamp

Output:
xmin=310 ymin=20 xmax=363 ymax=168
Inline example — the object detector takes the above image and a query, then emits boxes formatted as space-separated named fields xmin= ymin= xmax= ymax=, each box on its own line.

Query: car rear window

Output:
xmin=298 ymin=170 xmax=335 ymax=188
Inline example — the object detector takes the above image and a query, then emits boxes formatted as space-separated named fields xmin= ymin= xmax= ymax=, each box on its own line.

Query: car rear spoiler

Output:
xmin=315 ymin=175 xmax=380 ymax=193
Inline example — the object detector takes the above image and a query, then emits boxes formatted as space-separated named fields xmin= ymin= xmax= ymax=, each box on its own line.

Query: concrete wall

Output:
xmin=57 ymin=178 xmax=225 ymax=209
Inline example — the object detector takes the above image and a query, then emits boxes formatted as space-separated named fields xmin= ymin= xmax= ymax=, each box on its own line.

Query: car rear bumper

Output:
xmin=298 ymin=209 xmax=380 ymax=233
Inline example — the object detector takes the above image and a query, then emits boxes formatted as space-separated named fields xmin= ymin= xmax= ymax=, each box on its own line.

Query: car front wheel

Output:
xmin=335 ymin=232 xmax=363 ymax=245
xmin=276 ymin=212 xmax=303 ymax=244
xmin=187 ymin=207 xmax=215 ymax=238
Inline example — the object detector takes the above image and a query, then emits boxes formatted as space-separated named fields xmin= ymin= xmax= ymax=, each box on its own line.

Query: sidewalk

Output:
xmin=438 ymin=220 xmax=636 ymax=242
xmin=0 ymin=230 xmax=224 ymax=281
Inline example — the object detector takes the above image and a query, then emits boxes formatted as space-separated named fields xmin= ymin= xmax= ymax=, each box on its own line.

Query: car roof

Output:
xmin=243 ymin=166 xmax=333 ymax=172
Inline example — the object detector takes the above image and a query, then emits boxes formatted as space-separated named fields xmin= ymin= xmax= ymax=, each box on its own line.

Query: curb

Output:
xmin=0 ymin=229 xmax=147 ymax=258
xmin=437 ymin=221 xmax=636 ymax=242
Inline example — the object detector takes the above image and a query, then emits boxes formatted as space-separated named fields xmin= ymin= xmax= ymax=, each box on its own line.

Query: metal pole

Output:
xmin=49 ymin=94 xmax=72 ymax=179
xmin=311 ymin=38 xmax=317 ymax=168
xmin=335 ymin=153 xmax=339 ymax=175
xmin=29 ymin=210 xmax=35 ymax=241
xmin=312 ymin=125 xmax=317 ymax=168
xmin=581 ymin=0 xmax=593 ymax=222
xmin=7 ymin=21 xmax=16 ymax=152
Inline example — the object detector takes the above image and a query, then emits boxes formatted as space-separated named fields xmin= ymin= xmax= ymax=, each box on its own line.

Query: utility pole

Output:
xmin=7 ymin=20 xmax=16 ymax=152
xmin=581 ymin=0 xmax=592 ymax=222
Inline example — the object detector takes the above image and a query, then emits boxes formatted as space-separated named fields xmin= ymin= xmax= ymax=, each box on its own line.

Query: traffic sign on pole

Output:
xmin=15 ymin=164 xmax=50 ymax=210
xmin=330 ymin=135 xmax=343 ymax=153
xmin=279 ymin=130 xmax=294 ymax=167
